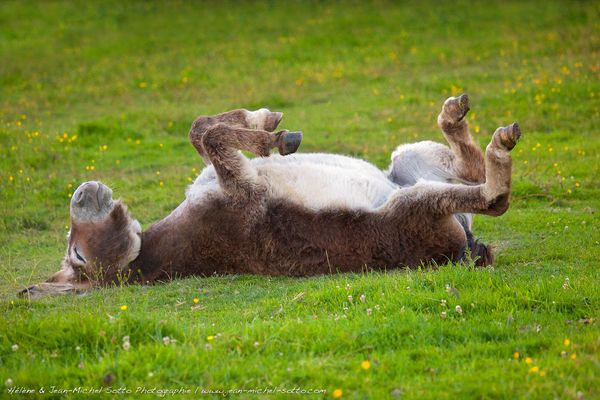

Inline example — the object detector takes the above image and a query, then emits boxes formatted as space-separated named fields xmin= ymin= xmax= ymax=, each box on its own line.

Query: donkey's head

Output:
xmin=20 ymin=181 xmax=141 ymax=298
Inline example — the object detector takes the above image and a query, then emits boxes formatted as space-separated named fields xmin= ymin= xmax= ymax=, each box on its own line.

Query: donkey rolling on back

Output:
xmin=21 ymin=94 xmax=521 ymax=298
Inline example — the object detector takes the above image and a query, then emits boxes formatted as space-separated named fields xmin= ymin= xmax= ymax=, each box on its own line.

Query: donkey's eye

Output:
xmin=74 ymin=247 xmax=86 ymax=264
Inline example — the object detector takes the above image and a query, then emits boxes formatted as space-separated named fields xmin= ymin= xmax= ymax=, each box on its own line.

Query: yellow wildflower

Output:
xmin=361 ymin=360 xmax=371 ymax=370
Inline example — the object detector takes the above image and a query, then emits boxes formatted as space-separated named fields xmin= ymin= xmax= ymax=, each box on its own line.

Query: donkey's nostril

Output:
xmin=75 ymin=190 xmax=85 ymax=204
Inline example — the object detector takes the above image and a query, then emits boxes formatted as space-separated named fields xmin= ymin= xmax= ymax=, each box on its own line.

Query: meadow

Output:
xmin=0 ymin=0 xmax=599 ymax=398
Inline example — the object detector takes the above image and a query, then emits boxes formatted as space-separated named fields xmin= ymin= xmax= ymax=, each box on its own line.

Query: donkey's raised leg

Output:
xmin=437 ymin=94 xmax=486 ymax=184
xmin=189 ymin=108 xmax=286 ymax=163
xmin=383 ymin=122 xmax=521 ymax=218
xmin=189 ymin=122 xmax=302 ymax=202
xmin=388 ymin=94 xmax=485 ymax=187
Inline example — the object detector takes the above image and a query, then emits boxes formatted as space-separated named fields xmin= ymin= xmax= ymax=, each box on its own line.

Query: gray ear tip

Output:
xmin=17 ymin=286 xmax=35 ymax=298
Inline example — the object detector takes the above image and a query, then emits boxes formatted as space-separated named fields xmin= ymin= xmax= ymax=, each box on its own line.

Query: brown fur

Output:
xmin=128 ymin=195 xmax=468 ymax=281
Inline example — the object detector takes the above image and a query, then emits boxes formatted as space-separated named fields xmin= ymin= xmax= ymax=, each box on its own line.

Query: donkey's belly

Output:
xmin=256 ymin=153 xmax=398 ymax=211
xmin=186 ymin=153 xmax=398 ymax=211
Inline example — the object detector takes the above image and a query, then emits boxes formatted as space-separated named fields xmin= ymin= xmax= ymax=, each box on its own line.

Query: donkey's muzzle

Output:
xmin=70 ymin=181 xmax=114 ymax=221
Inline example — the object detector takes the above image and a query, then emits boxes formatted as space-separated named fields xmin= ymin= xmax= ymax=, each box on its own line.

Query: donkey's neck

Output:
xmin=127 ymin=201 xmax=194 ymax=283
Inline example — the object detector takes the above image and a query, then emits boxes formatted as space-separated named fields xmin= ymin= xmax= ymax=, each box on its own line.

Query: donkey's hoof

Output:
xmin=439 ymin=93 xmax=470 ymax=125
xmin=495 ymin=122 xmax=521 ymax=151
xmin=278 ymin=131 xmax=303 ymax=156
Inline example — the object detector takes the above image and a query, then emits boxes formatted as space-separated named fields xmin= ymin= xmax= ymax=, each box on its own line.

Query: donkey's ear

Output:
xmin=18 ymin=282 xmax=80 ymax=299
xmin=18 ymin=269 xmax=91 ymax=299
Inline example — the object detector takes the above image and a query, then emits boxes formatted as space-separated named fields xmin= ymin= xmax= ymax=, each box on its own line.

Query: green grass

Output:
xmin=1 ymin=0 xmax=599 ymax=398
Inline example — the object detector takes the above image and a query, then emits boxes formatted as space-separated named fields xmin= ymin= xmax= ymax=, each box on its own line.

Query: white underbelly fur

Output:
xmin=186 ymin=153 xmax=398 ymax=211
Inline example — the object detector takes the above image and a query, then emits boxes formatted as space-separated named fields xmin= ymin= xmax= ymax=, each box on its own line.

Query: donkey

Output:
xmin=20 ymin=94 xmax=521 ymax=298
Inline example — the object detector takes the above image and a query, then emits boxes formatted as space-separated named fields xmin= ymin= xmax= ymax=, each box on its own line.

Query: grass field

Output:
xmin=1 ymin=0 xmax=599 ymax=398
